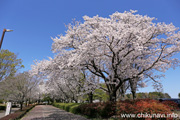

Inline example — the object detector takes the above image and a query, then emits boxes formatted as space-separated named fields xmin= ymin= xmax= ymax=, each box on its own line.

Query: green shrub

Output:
xmin=69 ymin=104 xmax=80 ymax=114
xmin=53 ymin=103 xmax=81 ymax=114
xmin=54 ymin=99 xmax=174 ymax=119
xmin=54 ymin=102 xmax=115 ymax=118
xmin=65 ymin=103 xmax=79 ymax=112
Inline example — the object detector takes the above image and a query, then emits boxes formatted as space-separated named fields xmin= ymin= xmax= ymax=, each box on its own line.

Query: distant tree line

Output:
xmin=126 ymin=92 xmax=171 ymax=99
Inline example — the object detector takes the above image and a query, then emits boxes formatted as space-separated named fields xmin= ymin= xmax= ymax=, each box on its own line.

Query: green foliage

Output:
xmin=42 ymin=94 xmax=53 ymax=103
xmin=136 ymin=92 xmax=149 ymax=99
xmin=53 ymin=103 xmax=81 ymax=114
xmin=79 ymin=83 xmax=109 ymax=103
xmin=94 ymin=84 xmax=109 ymax=102
xmin=0 ymin=49 xmax=24 ymax=81
xmin=149 ymin=92 xmax=170 ymax=99
xmin=126 ymin=92 xmax=171 ymax=99
xmin=69 ymin=104 xmax=80 ymax=114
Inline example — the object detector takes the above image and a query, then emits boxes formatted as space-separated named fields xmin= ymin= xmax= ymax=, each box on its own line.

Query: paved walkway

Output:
xmin=21 ymin=105 xmax=89 ymax=120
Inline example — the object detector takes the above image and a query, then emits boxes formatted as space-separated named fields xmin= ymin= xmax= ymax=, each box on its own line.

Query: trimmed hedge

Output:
xmin=0 ymin=105 xmax=35 ymax=120
xmin=53 ymin=103 xmax=81 ymax=114
xmin=53 ymin=99 xmax=178 ymax=119
xmin=117 ymin=99 xmax=171 ymax=114
xmin=53 ymin=102 xmax=115 ymax=119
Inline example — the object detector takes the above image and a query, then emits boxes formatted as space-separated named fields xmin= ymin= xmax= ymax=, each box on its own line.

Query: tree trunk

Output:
xmin=129 ymin=78 xmax=137 ymax=100
xmin=120 ymin=83 xmax=125 ymax=100
xmin=132 ymin=90 xmax=136 ymax=100
xmin=109 ymin=91 xmax=116 ymax=102
xmin=25 ymin=99 xmax=27 ymax=107
xmin=20 ymin=101 xmax=23 ymax=111
xmin=88 ymin=92 xmax=93 ymax=103
xmin=28 ymin=98 xmax=31 ymax=105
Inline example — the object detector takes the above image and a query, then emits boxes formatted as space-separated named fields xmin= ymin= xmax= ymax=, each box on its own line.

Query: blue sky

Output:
xmin=0 ymin=0 xmax=180 ymax=98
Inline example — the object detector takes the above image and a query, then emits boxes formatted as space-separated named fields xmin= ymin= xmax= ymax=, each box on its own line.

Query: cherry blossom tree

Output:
xmin=0 ymin=72 xmax=39 ymax=110
xmin=48 ymin=68 xmax=82 ymax=103
xmin=51 ymin=10 xmax=180 ymax=101
xmin=30 ymin=58 xmax=101 ymax=103
xmin=30 ymin=10 xmax=180 ymax=102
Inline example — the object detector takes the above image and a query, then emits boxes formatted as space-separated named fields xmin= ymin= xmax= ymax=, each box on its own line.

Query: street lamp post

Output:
xmin=0 ymin=29 xmax=13 ymax=50
xmin=1 ymin=28 xmax=13 ymax=116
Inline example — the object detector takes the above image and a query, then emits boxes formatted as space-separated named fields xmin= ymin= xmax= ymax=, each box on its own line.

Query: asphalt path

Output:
xmin=21 ymin=105 xmax=89 ymax=120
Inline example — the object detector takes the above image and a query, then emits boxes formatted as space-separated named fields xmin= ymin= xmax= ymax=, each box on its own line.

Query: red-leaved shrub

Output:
xmin=76 ymin=101 xmax=115 ymax=118
xmin=161 ymin=100 xmax=179 ymax=111
xmin=116 ymin=99 xmax=173 ymax=120
xmin=75 ymin=99 xmax=177 ymax=119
